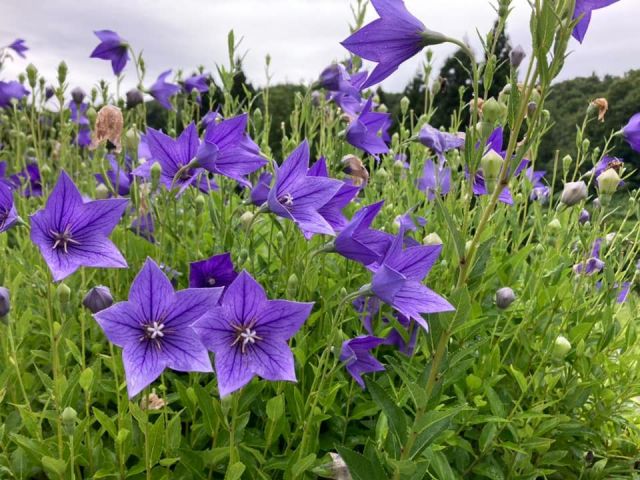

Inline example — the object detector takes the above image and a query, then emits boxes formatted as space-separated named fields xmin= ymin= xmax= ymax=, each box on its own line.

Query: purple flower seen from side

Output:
xmin=622 ymin=114 xmax=640 ymax=153
xmin=0 ymin=182 xmax=19 ymax=233
xmin=197 ymin=113 xmax=267 ymax=187
xmin=572 ymin=0 xmax=620 ymax=43
xmin=129 ymin=212 xmax=155 ymax=243
xmin=0 ymin=81 xmax=29 ymax=108
xmin=7 ymin=39 xmax=28 ymax=58
xmin=341 ymin=0 xmax=428 ymax=89
xmin=370 ymin=227 xmax=454 ymax=331
xmin=94 ymin=258 xmax=222 ymax=397
xmin=346 ymin=98 xmax=391 ymax=156
xmin=148 ymin=70 xmax=180 ymax=110
xmin=10 ymin=163 xmax=42 ymax=197
xmin=418 ymin=159 xmax=451 ymax=200
xmin=30 ymin=171 xmax=128 ymax=281
xmin=267 ymin=140 xmax=342 ymax=236
xmin=89 ymin=30 xmax=129 ymax=75
xmin=593 ymin=156 xmax=624 ymax=179
xmin=193 ymin=270 xmax=313 ymax=397
xmin=183 ymin=74 xmax=209 ymax=94
xmin=95 ymin=154 xmax=133 ymax=196
xmin=69 ymin=101 xmax=89 ymax=125
xmin=340 ymin=336 xmax=385 ymax=388
xmin=335 ymin=201 xmax=393 ymax=267
xmin=418 ymin=124 xmax=464 ymax=161
xmin=189 ymin=252 xmax=238 ymax=291
xmin=573 ymin=238 xmax=605 ymax=275
xmin=250 ymin=172 xmax=273 ymax=206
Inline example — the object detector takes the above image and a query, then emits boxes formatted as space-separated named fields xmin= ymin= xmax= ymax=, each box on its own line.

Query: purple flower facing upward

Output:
xmin=193 ymin=271 xmax=313 ymax=397
xmin=0 ymin=182 xmax=19 ymax=233
xmin=90 ymin=30 xmax=129 ymax=75
xmin=189 ymin=252 xmax=238 ymax=291
xmin=197 ymin=113 xmax=267 ymax=187
xmin=341 ymin=0 xmax=432 ymax=89
xmin=340 ymin=336 xmax=385 ymax=388
xmin=94 ymin=258 xmax=222 ymax=397
xmin=267 ymin=141 xmax=342 ymax=236
xmin=0 ymin=81 xmax=29 ymax=108
xmin=418 ymin=124 xmax=464 ymax=161
xmin=250 ymin=172 xmax=273 ymax=206
xmin=346 ymin=98 xmax=391 ymax=156
xmin=572 ymin=0 xmax=620 ymax=43
xmin=370 ymin=227 xmax=454 ymax=331
xmin=7 ymin=39 xmax=28 ymax=58
xmin=334 ymin=201 xmax=393 ymax=267
xmin=418 ymin=159 xmax=451 ymax=200
xmin=133 ymin=123 xmax=211 ymax=196
xmin=30 ymin=171 xmax=128 ymax=281
xmin=622 ymin=114 xmax=640 ymax=153
xmin=148 ymin=70 xmax=180 ymax=110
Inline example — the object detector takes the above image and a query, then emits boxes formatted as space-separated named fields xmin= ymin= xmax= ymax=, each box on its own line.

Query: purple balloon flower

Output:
xmin=622 ymin=113 xmax=640 ymax=153
xmin=133 ymin=123 xmax=211 ymax=196
xmin=148 ymin=70 xmax=180 ymax=110
xmin=573 ymin=238 xmax=605 ymax=275
xmin=341 ymin=0 xmax=428 ymax=89
xmin=183 ymin=74 xmax=209 ymax=94
xmin=197 ymin=113 xmax=267 ymax=187
xmin=572 ymin=0 xmax=619 ymax=43
xmin=189 ymin=252 xmax=238 ymax=291
xmin=250 ymin=172 xmax=273 ymax=206
xmin=418 ymin=159 xmax=451 ymax=200
xmin=340 ymin=336 xmax=385 ymax=388
xmin=30 ymin=171 xmax=128 ymax=281
xmin=129 ymin=212 xmax=156 ymax=243
xmin=89 ymin=30 xmax=129 ymax=75
xmin=69 ymin=101 xmax=89 ymax=126
xmin=94 ymin=258 xmax=222 ymax=397
xmin=346 ymin=98 xmax=391 ymax=156
xmin=335 ymin=201 xmax=393 ymax=267
xmin=418 ymin=124 xmax=464 ymax=161
xmin=370 ymin=227 xmax=454 ymax=331
xmin=95 ymin=154 xmax=133 ymax=196
xmin=267 ymin=140 xmax=342 ymax=236
xmin=9 ymin=163 xmax=42 ymax=197
xmin=193 ymin=270 xmax=313 ymax=397
xmin=0 ymin=182 xmax=19 ymax=233
xmin=593 ymin=156 xmax=624 ymax=179
xmin=7 ymin=39 xmax=28 ymax=58
xmin=0 ymin=81 xmax=29 ymax=108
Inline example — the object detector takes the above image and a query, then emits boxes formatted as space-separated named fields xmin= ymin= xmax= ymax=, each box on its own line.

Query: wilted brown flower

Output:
xmin=90 ymin=105 xmax=123 ymax=152
xmin=341 ymin=154 xmax=369 ymax=186
xmin=590 ymin=98 xmax=608 ymax=122
xmin=140 ymin=390 xmax=166 ymax=410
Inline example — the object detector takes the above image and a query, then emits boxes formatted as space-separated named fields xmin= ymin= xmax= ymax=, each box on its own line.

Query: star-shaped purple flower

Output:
xmin=30 ymin=171 xmax=128 ymax=281
xmin=193 ymin=270 xmax=313 ymax=397
xmin=94 ymin=258 xmax=222 ymax=397
xmin=0 ymin=182 xmax=19 ymax=233
xmin=267 ymin=140 xmax=342 ymax=236
xmin=340 ymin=336 xmax=385 ymax=388
xmin=183 ymin=74 xmax=209 ymax=94
xmin=572 ymin=0 xmax=619 ymax=43
xmin=7 ymin=39 xmax=28 ymax=58
xmin=370 ymin=227 xmax=454 ymax=331
xmin=148 ymin=70 xmax=180 ymax=110
xmin=418 ymin=124 xmax=464 ymax=161
xmin=418 ymin=159 xmax=451 ymax=200
xmin=189 ymin=252 xmax=238 ymax=291
xmin=341 ymin=0 xmax=429 ymax=88
xmin=346 ymin=98 xmax=391 ymax=156
xmin=89 ymin=30 xmax=129 ymax=75
xmin=0 ymin=81 xmax=29 ymax=108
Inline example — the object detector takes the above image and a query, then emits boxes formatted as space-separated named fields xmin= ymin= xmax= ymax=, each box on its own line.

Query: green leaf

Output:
xmin=79 ymin=367 xmax=94 ymax=392
xmin=224 ymin=461 xmax=245 ymax=480
xmin=41 ymin=456 xmax=67 ymax=478
xmin=291 ymin=453 xmax=316 ymax=477
xmin=266 ymin=394 xmax=284 ymax=422
xmin=93 ymin=408 xmax=117 ymax=440
xmin=366 ymin=378 xmax=407 ymax=442
xmin=508 ymin=365 xmax=528 ymax=394
xmin=336 ymin=447 xmax=387 ymax=480
xmin=433 ymin=195 xmax=464 ymax=261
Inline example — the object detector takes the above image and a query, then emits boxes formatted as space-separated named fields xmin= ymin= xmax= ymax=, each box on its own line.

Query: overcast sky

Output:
xmin=0 ymin=0 xmax=635 ymax=95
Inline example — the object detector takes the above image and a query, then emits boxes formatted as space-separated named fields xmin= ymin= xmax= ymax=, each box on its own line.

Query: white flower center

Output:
xmin=146 ymin=321 xmax=165 ymax=339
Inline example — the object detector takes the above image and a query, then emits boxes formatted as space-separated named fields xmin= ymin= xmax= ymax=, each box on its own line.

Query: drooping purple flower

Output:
xmin=0 ymin=182 xmax=19 ymax=233
xmin=593 ymin=156 xmax=624 ymax=179
xmin=370 ymin=227 xmax=454 ymax=331
xmin=340 ymin=336 xmax=385 ymax=388
xmin=75 ymin=127 xmax=92 ymax=148
xmin=572 ymin=0 xmax=619 ymax=43
xmin=623 ymin=113 xmax=640 ymax=153
xmin=341 ymin=0 xmax=430 ymax=88
xmin=573 ymin=238 xmax=605 ymax=275
xmin=189 ymin=252 xmax=238 ymax=291
xmin=318 ymin=64 xmax=358 ymax=96
xmin=7 ymin=39 xmax=28 ymax=58
xmin=133 ymin=123 xmax=212 ymax=196
xmin=89 ymin=30 xmax=129 ymax=75
xmin=525 ymin=167 xmax=549 ymax=203
xmin=10 ymin=162 xmax=42 ymax=197
xmin=334 ymin=201 xmax=393 ymax=267
xmin=183 ymin=74 xmax=209 ymax=94
xmin=148 ymin=70 xmax=180 ymax=110
xmin=318 ymin=64 xmax=368 ymax=115
xmin=129 ymin=212 xmax=155 ymax=243
xmin=94 ymin=258 xmax=221 ymax=397
xmin=30 ymin=171 xmax=128 ymax=282
xmin=418 ymin=159 xmax=451 ymax=200
xmin=250 ymin=172 xmax=273 ymax=206
xmin=193 ymin=270 xmax=313 ymax=397
xmin=69 ymin=101 xmax=89 ymax=126
xmin=418 ymin=124 xmax=464 ymax=161
xmin=394 ymin=210 xmax=426 ymax=233
xmin=266 ymin=140 xmax=342 ymax=236
xmin=346 ymin=98 xmax=391 ymax=156
xmin=579 ymin=209 xmax=591 ymax=224
xmin=0 ymin=81 xmax=29 ymax=108
xmin=95 ymin=154 xmax=133 ymax=196
xmin=197 ymin=113 xmax=267 ymax=187
xmin=616 ymin=282 xmax=631 ymax=304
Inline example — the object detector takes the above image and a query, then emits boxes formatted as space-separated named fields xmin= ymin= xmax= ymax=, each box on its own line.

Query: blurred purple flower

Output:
xmin=346 ymin=98 xmax=391 ymax=156
xmin=340 ymin=336 xmax=385 ymax=388
xmin=418 ymin=124 xmax=464 ymax=161
xmin=95 ymin=154 xmax=133 ymax=196
xmin=0 ymin=81 xmax=29 ymax=108
xmin=148 ymin=70 xmax=180 ymax=110
xmin=10 ymin=163 xmax=42 ymax=197
xmin=573 ymin=238 xmax=605 ymax=275
xmin=129 ymin=212 xmax=155 ymax=243
xmin=572 ymin=0 xmax=620 ymax=43
xmin=250 ymin=172 xmax=273 ymax=206
xmin=7 ymin=39 xmax=28 ymax=58
xmin=90 ymin=30 xmax=129 ymax=75
xmin=418 ymin=159 xmax=451 ymax=200
xmin=183 ymin=74 xmax=209 ymax=94
xmin=0 ymin=182 xmax=19 ymax=233
xmin=623 ymin=114 xmax=640 ymax=153
xmin=189 ymin=252 xmax=238 ymax=291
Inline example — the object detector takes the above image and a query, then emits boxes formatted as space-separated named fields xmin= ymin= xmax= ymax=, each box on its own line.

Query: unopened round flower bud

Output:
xmin=560 ymin=181 xmax=587 ymax=207
xmin=57 ymin=61 xmax=68 ymax=85
xmin=592 ymin=197 xmax=601 ymax=209
xmin=95 ymin=183 xmax=110 ymax=200
xmin=286 ymin=274 xmax=299 ymax=298
xmin=61 ymin=407 xmax=78 ymax=436
xmin=0 ymin=287 xmax=10 ymax=320
xmin=86 ymin=106 xmax=97 ymax=124
xmin=124 ymin=127 xmax=140 ymax=152
xmin=582 ymin=138 xmax=590 ymax=151
xmin=597 ymin=168 xmax=621 ymax=196
xmin=57 ymin=283 xmax=71 ymax=305
xmin=150 ymin=162 xmax=162 ymax=190
xmin=481 ymin=149 xmax=504 ymax=192
xmin=82 ymin=286 xmax=113 ymax=313
xmin=393 ymin=159 xmax=405 ymax=171
xmin=126 ymin=88 xmax=144 ymax=109
xmin=423 ymin=233 xmax=443 ymax=246
xmin=465 ymin=374 xmax=482 ymax=391
xmin=482 ymin=98 xmax=507 ymax=124
xmin=579 ymin=209 xmax=590 ymax=225
xmin=376 ymin=167 xmax=389 ymax=180
xmin=527 ymin=102 xmax=537 ymax=117
xmin=547 ymin=218 xmax=561 ymax=232
xmin=70 ymin=87 xmax=86 ymax=105
xmin=400 ymin=96 xmax=410 ymax=115
xmin=239 ymin=211 xmax=255 ymax=230
xmin=562 ymin=154 xmax=572 ymax=173
xmin=510 ymin=45 xmax=526 ymax=68
xmin=26 ymin=64 xmax=38 ymax=88
xmin=194 ymin=194 xmax=206 ymax=214
xmin=553 ymin=335 xmax=571 ymax=359
xmin=496 ymin=287 xmax=516 ymax=309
